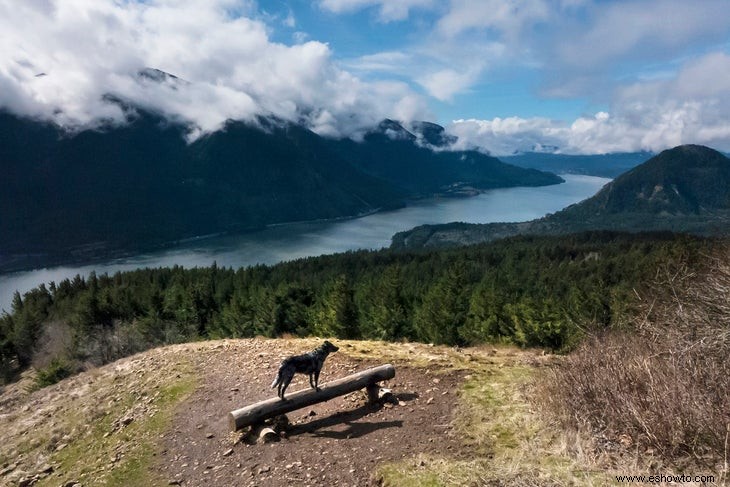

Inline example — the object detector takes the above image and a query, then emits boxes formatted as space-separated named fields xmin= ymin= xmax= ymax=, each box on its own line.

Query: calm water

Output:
xmin=0 ymin=174 xmax=609 ymax=312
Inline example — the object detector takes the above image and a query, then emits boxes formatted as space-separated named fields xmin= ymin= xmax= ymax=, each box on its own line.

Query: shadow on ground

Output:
xmin=288 ymin=402 xmax=405 ymax=439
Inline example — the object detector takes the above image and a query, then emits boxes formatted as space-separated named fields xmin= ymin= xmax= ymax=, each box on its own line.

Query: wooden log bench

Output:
xmin=228 ymin=363 xmax=396 ymax=431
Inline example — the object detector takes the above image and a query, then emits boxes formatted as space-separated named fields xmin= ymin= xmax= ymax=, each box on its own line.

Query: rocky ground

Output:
xmin=154 ymin=340 xmax=468 ymax=486
xmin=1 ymin=338 xmax=523 ymax=487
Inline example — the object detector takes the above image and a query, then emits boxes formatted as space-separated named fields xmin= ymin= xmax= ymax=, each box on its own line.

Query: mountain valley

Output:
xmin=393 ymin=144 xmax=730 ymax=249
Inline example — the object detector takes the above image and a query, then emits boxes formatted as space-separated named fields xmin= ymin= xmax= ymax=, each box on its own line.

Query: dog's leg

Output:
xmin=270 ymin=370 xmax=281 ymax=389
xmin=280 ymin=375 xmax=292 ymax=400
xmin=277 ymin=371 xmax=288 ymax=399
xmin=314 ymin=369 xmax=321 ymax=391
xmin=309 ymin=373 xmax=316 ymax=390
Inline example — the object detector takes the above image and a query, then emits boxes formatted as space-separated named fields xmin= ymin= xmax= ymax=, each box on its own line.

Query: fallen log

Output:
xmin=229 ymin=364 xmax=396 ymax=431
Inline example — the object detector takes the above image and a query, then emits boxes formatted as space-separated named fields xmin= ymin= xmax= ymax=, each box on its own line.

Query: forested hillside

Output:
xmin=0 ymin=111 xmax=401 ymax=270
xmin=328 ymin=119 xmax=563 ymax=194
xmin=0 ymin=111 xmax=560 ymax=272
xmin=0 ymin=231 xmax=711 ymax=384
xmin=393 ymin=145 xmax=730 ymax=249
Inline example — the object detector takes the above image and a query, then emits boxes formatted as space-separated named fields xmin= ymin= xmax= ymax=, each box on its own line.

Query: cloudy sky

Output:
xmin=1 ymin=0 xmax=729 ymax=154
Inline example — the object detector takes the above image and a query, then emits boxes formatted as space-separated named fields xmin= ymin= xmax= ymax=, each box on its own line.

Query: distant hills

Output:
xmin=564 ymin=144 xmax=730 ymax=216
xmin=0 ymin=109 xmax=560 ymax=271
xmin=328 ymin=119 xmax=563 ymax=195
xmin=392 ymin=145 xmax=730 ymax=249
xmin=501 ymin=151 xmax=653 ymax=178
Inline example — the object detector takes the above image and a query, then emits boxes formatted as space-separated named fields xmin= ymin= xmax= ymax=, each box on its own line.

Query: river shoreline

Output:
xmin=0 ymin=174 xmax=609 ymax=312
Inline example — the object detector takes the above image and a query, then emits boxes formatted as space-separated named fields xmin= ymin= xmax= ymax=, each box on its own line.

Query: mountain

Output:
xmin=327 ymin=119 xmax=563 ymax=196
xmin=409 ymin=120 xmax=458 ymax=148
xmin=392 ymin=145 xmax=730 ymax=249
xmin=0 ymin=111 xmax=402 ymax=269
xmin=570 ymin=144 xmax=730 ymax=215
xmin=0 ymin=111 xmax=560 ymax=271
xmin=501 ymin=151 xmax=653 ymax=178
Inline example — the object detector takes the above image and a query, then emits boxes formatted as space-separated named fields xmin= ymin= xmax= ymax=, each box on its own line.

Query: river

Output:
xmin=0 ymin=174 xmax=609 ymax=312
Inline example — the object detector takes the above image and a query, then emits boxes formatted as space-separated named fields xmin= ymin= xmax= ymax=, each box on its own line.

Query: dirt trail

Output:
xmin=153 ymin=339 xmax=469 ymax=486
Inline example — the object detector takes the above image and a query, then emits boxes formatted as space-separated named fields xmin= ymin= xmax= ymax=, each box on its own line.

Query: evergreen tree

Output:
xmin=361 ymin=266 xmax=409 ymax=341
xmin=0 ymin=231 xmax=709 ymax=383
xmin=251 ymin=287 xmax=276 ymax=337
xmin=271 ymin=284 xmax=315 ymax=336
xmin=314 ymin=274 xmax=360 ymax=339
xmin=463 ymin=278 xmax=512 ymax=344
xmin=414 ymin=264 xmax=470 ymax=345
xmin=216 ymin=289 xmax=256 ymax=338
xmin=12 ymin=286 xmax=52 ymax=366
xmin=0 ymin=312 xmax=17 ymax=380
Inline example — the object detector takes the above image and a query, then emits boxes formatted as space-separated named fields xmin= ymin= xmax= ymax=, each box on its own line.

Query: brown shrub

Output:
xmin=31 ymin=320 xmax=75 ymax=370
xmin=540 ymin=244 xmax=730 ymax=465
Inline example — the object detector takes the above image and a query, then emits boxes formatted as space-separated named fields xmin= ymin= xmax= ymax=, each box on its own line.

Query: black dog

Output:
xmin=270 ymin=341 xmax=339 ymax=400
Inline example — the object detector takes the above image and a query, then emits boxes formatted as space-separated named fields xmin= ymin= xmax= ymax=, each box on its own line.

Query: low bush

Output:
xmin=35 ymin=358 xmax=74 ymax=388
xmin=540 ymin=246 xmax=730 ymax=464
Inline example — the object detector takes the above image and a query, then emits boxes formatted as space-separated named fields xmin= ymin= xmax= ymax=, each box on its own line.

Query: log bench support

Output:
xmin=366 ymin=383 xmax=381 ymax=403
xmin=228 ymin=364 xmax=396 ymax=431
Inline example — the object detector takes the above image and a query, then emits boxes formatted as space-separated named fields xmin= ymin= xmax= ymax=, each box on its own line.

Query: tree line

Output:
xmin=0 ymin=231 xmax=710 ymax=384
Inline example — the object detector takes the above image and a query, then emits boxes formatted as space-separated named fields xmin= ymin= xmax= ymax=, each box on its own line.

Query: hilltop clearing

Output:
xmin=0 ymin=338 xmax=586 ymax=486
xmin=2 ymin=336 xmax=727 ymax=486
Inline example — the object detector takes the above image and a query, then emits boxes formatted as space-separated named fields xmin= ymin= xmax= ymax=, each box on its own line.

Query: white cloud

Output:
xmin=3 ymin=0 xmax=729 ymax=154
xmin=345 ymin=37 xmax=502 ymax=101
xmin=553 ymin=0 xmax=730 ymax=70
xmin=449 ymin=52 xmax=730 ymax=154
xmin=672 ymin=52 xmax=730 ymax=99
xmin=436 ymin=0 xmax=550 ymax=40
xmin=417 ymin=67 xmax=482 ymax=101
xmin=345 ymin=51 xmax=413 ymax=74
xmin=292 ymin=31 xmax=310 ymax=44
xmin=319 ymin=0 xmax=436 ymax=22
xmin=449 ymin=116 xmax=568 ymax=155
xmin=611 ymin=52 xmax=730 ymax=153
xmin=537 ymin=0 xmax=730 ymax=100
xmin=0 ymin=0 xmax=428 ymax=137
xmin=283 ymin=9 xmax=296 ymax=28
xmin=317 ymin=0 xmax=730 ymax=111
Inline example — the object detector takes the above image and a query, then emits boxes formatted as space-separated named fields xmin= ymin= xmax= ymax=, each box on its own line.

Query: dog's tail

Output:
xmin=270 ymin=370 xmax=281 ymax=389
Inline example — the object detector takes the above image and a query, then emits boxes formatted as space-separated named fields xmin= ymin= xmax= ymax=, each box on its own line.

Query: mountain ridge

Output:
xmin=0 ymin=109 xmax=560 ymax=271
xmin=501 ymin=151 xmax=652 ymax=178
xmin=392 ymin=144 xmax=730 ymax=249
xmin=328 ymin=119 xmax=563 ymax=195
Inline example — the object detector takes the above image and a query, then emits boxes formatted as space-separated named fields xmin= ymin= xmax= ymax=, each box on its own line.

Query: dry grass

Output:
xmin=539 ymin=245 xmax=730 ymax=483
xmin=370 ymin=343 xmax=614 ymax=486
xmin=0 ymin=345 xmax=198 ymax=487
